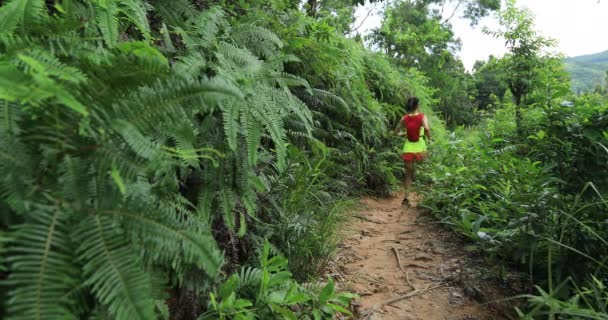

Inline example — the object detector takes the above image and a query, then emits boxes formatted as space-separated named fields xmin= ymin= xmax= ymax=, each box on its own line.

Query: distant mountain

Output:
xmin=564 ymin=50 xmax=608 ymax=93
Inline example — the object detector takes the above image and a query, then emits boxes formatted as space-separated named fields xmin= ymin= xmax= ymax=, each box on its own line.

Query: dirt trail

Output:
xmin=330 ymin=194 xmax=509 ymax=320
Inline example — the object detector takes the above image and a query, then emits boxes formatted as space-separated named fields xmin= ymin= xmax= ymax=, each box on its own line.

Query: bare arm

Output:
xmin=393 ymin=117 xmax=404 ymax=135
xmin=422 ymin=115 xmax=431 ymax=142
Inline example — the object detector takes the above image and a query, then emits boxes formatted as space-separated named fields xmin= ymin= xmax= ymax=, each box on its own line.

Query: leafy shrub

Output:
xmin=200 ymin=242 xmax=357 ymax=320
xmin=421 ymin=97 xmax=608 ymax=318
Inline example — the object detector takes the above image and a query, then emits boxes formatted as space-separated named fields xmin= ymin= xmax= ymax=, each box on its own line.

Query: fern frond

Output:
xmin=196 ymin=185 xmax=215 ymax=223
xmin=266 ymin=86 xmax=313 ymax=134
xmin=309 ymin=89 xmax=350 ymax=114
xmin=149 ymin=0 xmax=195 ymax=26
xmin=220 ymin=101 xmax=241 ymax=151
xmin=272 ymin=73 xmax=311 ymax=91
xmin=216 ymin=41 xmax=262 ymax=75
xmin=118 ymin=0 xmax=151 ymax=41
xmin=76 ymin=215 xmax=156 ymax=320
xmin=6 ymin=202 xmax=77 ymax=320
xmin=249 ymin=98 xmax=287 ymax=170
xmin=104 ymin=77 xmax=243 ymax=135
xmin=17 ymin=49 xmax=88 ymax=84
xmin=173 ymin=51 xmax=206 ymax=77
xmin=237 ymin=266 xmax=262 ymax=289
xmin=102 ymin=204 xmax=223 ymax=278
xmin=59 ymin=157 xmax=91 ymax=209
xmin=0 ymin=0 xmax=48 ymax=35
xmin=191 ymin=6 xmax=225 ymax=48
xmin=491 ymin=144 xmax=523 ymax=155
xmin=0 ymin=137 xmax=34 ymax=212
xmin=231 ymin=24 xmax=283 ymax=58
xmin=0 ymin=49 xmax=88 ymax=115
xmin=95 ymin=0 xmax=120 ymax=47
xmin=159 ymin=22 xmax=175 ymax=52
xmin=241 ymin=111 xmax=263 ymax=166
xmin=112 ymin=119 xmax=162 ymax=160
xmin=219 ymin=188 xmax=236 ymax=231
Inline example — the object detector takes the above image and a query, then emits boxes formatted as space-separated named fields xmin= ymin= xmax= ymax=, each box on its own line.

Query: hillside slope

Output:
xmin=565 ymin=50 xmax=608 ymax=93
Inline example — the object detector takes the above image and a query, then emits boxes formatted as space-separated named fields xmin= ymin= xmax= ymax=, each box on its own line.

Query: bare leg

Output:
xmin=405 ymin=161 xmax=414 ymax=190
xmin=403 ymin=160 xmax=414 ymax=206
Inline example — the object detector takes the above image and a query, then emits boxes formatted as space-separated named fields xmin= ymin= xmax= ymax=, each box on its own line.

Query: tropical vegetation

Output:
xmin=0 ymin=0 xmax=606 ymax=319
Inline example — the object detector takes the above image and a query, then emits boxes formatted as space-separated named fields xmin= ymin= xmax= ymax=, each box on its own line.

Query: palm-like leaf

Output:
xmin=76 ymin=215 xmax=156 ymax=320
xmin=6 ymin=203 xmax=77 ymax=320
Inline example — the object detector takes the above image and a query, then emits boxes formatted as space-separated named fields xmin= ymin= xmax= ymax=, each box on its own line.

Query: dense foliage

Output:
xmin=421 ymin=2 xmax=608 ymax=319
xmin=1 ymin=0 xmax=606 ymax=319
xmin=0 ymin=0 xmax=439 ymax=319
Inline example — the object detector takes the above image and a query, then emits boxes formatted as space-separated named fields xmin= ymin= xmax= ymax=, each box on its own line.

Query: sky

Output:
xmin=354 ymin=0 xmax=608 ymax=71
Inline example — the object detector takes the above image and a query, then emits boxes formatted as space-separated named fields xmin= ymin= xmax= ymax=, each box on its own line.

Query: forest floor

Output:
xmin=327 ymin=193 xmax=517 ymax=320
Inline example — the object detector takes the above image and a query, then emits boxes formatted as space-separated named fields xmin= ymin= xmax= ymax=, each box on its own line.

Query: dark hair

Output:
xmin=406 ymin=97 xmax=419 ymax=113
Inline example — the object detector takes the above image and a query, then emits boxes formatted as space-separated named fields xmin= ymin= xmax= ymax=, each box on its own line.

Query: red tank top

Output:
xmin=402 ymin=113 xmax=424 ymax=142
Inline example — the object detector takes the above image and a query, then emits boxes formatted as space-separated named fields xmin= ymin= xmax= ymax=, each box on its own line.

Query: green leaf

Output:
xmin=312 ymin=309 xmax=322 ymax=320
xmin=6 ymin=203 xmax=77 ymax=320
xmin=237 ymin=211 xmax=247 ymax=237
xmin=0 ymin=0 xmax=47 ymax=34
xmin=319 ymin=277 xmax=335 ymax=305
xmin=219 ymin=189 xmax=236 ymax=231
xmin=95 ymin=0 xmax=120 ymax=47
xmin=323 ymin=303 xmax=351 ymax=315
xmin=219 ymin=275 xmax=239 ymax=300
xmin=221 ymin=101 xmax=240 ymax=151
xmin=118 ymin=0 xmax=151 ymax=41
xmin=270 ymin=305 xmax=297 ymax=320
xmin=76 ymin=215 xmax=156 ymax=320
xmin=102 ymin=207 xmax=223 ymax=278
xmin=233 ymin=299 xmax=253 ymax=309
xmin=110 ymin=166 xmax=127 ymax=195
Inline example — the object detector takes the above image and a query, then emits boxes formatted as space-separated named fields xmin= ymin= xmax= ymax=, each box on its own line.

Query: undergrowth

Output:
xmin=421 ymin=98 xmax=608 ymax=318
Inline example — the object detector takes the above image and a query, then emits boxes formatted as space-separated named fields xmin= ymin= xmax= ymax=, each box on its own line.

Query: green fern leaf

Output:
xmin=249 ymin=99 xmax=287 ymax=171
xmin=112 ymin=119 xmax=161 ymax=160
xmin=196 ymin=186 xmax=215 ymax=223
xmin=6 ymin=203 xmax=77 ymax=320
xmin=219 ymin=188 xmax=236 ymax=231
xmin=191 ymin=6 xmax=225 ymax=48
xmin=0 ymin=0 xmax=48 ymax=34
xmin=217 ymin=41 xmax=262 ymax=74
xmin=174 ymin=52 xmax=206 ymax=77
xmin=95 ymin=0 xmax=120 ymax=47
xmin=266 ymin=86 xmax=313 ymax=135
xmin=220 ymin=101 xmax=241 ymax=151
xmin=242 ymin=111 xmax=262 ymax=166
xmin=231 ymin=24 xmax=283 ymax=58
xmin=149 ymin=0 xmax=194 ymax=26
xmin=59 ymin=157 xmax=91 ymax=208
xmin=118 ymin=0 xmax=151 ymax=41
xmin=76 ymin=215 xmax=156 ymax=320
xmin=17 ymin=50 xmax=88 ymax=84
xmin=232 ymin=24 xmax=283 ymax=49
xmin=102 ymin=205 xmax=223 ymax=278
xmin=159 ymin=22 xmax=175 ymax=52
xmin=237 ymin=211 xmax=246 ymax=237
xmin=238 ymin=266 xmax=262 ymax=289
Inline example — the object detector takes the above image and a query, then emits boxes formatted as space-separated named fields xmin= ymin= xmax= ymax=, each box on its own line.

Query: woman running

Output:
xmin=393 ymin=97 xmax=431 ymax=206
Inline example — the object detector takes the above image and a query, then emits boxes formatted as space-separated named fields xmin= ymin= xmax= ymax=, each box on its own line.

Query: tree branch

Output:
xmin=350 ymin=3 xmax=378 ymax=33
xmin=442 ymin=0 xmax=463 ymax=25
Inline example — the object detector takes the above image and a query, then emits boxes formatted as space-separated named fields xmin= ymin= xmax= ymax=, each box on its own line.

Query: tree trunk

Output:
xmin=306 ymin=0 xmax=317 ymax=16
xmin=306 ymin=0 xmax=318 ymax=16
xmin=514 ymin=94 xmax=523 ymax=137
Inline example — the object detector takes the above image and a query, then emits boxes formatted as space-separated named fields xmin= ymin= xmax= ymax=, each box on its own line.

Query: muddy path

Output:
xmin=329 ymin=194 xmax=512 ymax=320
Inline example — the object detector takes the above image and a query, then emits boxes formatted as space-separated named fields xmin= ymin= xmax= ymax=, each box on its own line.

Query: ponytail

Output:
xmin=406 ymin=97 xmax=419 ymax=113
